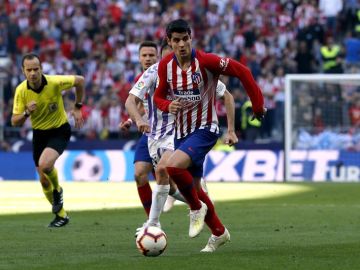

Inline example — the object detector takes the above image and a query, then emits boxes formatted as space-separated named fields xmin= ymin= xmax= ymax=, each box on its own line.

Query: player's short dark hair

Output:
xmin=139 ymin=41 xmax=157 ymax=52
xmin=160 ymin=38 xmax=171 ymax=55
xmin=21 ymin=53 xmax=41 ymax=67
xmin=166 ymin=19 xmax=191 ymax=39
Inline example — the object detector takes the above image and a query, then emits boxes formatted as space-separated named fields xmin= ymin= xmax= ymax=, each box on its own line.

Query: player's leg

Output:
xmin=168 ymin=129 xmax=220 ymax=237
xmin=146 ymin=149 xmax=172 ymax=227
xmin=193 ymin=175 xmax=230 ymax=252
xmin=134 ymin=161 xmax=153 ymax=216
xmin=134 ymin=134 xmax=154 ymax=217
xmin=153 ymin=136 xmax=186 ymax=213
xmin=163 ymin=178 xmax=186 ymax=213
xmin=166 ymin=150 xmax=203 ymax=210
xmin=166 ymin=150 xmax=207 ymax=237
xmin=200 ymin=177 xmax=209 ymax=195
xmin=147 ymin=134 xmax=187 ymax=225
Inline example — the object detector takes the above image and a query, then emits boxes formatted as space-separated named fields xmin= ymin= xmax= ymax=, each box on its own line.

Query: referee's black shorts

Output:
xmin=32 ymin=123 xmax=71 ymax=166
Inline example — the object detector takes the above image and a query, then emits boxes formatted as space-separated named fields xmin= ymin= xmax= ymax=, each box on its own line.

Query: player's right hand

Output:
xmin=224 ymin=130 xmax=238 ymax=146
xmin=169 ymin=98 xmax=182 ymax=114
xmin=136 ymin=119 xmax=150 ymax=133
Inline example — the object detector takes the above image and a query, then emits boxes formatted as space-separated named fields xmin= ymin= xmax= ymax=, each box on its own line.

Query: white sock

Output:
xmin=148 ymin=184 xmax=170 ymax=225
xmin=170 ymin=189 xmax=186 ymax=203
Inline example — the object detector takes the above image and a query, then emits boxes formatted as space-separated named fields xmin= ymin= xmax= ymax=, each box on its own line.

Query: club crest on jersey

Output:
xmin=219 ymin=58 xmax=229 ymax=71
xmin=191 ymin=72 xmax=202 ymax=84
xmin=135 ymin=81 xmax=145 ymax=90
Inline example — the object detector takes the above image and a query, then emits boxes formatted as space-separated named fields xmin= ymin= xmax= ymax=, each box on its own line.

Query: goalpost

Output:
xmin=284 ymin=74 xmax=360 ymax=182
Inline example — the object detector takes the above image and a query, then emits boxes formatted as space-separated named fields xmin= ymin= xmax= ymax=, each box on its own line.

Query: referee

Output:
xmin=11 ymin=53 xmax=85 ymax=227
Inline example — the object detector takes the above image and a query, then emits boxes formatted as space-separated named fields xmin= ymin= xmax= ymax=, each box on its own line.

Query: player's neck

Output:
xmin=176 ymin=55 xmax=191 ymax=70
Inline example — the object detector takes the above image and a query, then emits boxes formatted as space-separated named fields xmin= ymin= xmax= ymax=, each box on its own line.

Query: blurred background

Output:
xmin=0 ymin=0 xmax=359 ymax=182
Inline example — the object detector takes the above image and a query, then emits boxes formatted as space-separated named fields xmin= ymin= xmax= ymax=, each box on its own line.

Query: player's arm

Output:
xmin=125 ymin=93 xmax=150 ymax=133
xmin=153 ymin=61 xmax=182 ymax=114
xmin=221 ymin=89 xmax=238 ymax=146
xmin=71 ymin=75 xmax=85 ymax=129
xmin=216 ymin=81 xmax=238 ymax=146
xmin=124 ymin=67 xmax=160 ymax=133
xmin=204 ymin=53 xmax=266 ymax=120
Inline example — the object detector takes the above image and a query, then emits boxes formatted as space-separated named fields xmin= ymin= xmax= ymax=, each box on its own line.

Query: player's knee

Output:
xmin=156 ymin=164 xmax=167 ymax=178
xmin=134 ymin=171 xmax=148 ymax=186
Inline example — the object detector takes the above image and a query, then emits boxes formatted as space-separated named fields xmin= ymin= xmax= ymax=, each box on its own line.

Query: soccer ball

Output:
xmin=136 ymin=226 xmax=167 ymax=257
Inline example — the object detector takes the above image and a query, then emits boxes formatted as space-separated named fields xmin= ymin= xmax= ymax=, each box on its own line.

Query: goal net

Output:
xmin=284 ymin=74 xmax=360 ymax=182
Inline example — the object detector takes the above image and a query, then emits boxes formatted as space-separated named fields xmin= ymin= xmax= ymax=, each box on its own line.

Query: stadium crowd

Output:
xmin=0 ymin=0 xmax=359 ymax=149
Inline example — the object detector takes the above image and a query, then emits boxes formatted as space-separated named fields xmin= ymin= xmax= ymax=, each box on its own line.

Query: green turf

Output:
xmin=1 ymin=183 xmax=360 ymax=270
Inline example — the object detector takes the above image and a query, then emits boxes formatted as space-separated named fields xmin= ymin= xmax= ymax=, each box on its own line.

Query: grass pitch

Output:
xmin=0 ymin=182 xmax=359 ymax=270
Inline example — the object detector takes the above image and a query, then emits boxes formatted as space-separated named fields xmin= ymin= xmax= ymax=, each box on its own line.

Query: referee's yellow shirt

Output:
xmin=13 ymin=75 xmax=75 ymax=130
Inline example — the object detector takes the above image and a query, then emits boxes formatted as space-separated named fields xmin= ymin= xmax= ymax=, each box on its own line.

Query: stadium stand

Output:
xmin=0 ymin=0 xmax=359 ymax=148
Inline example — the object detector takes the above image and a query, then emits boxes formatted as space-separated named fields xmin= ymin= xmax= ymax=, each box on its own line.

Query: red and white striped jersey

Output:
xmin=130 ymin=62 xmax=227 ymax=140
xmin=154 ymin=49 xmax=264 ymax=139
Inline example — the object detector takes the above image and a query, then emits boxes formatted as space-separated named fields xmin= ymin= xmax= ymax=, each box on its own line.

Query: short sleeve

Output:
xmin=215 ymin=80 xmax=226 ymax=98
xmin=54 ymin=75 xmax=76 ymax=91
xmin=12 ymin=87 xmax=25 ymax=115
xmin=130 ymin=63 xmax=158 ymax=100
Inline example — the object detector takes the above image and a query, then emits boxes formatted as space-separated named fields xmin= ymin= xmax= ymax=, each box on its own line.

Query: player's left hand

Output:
xmin=251 ymin=107 xmax=267 ymax=122
xmin=224 ymin=130 xmax=238 ymax=146
xmin=71 ymin=108 xmax=84 ymax=129
xmin=136 ymin=119 xmax=151 ymax=133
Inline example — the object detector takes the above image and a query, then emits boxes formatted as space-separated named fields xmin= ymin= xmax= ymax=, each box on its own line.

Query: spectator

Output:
xmin=295 ymin=41 xmax=315 ymax=73
xmin=320 ymin=36 xmax=344 ymax=73
xmin=344 ymin=31 xmax=360 ymax=72
xmin=319 ymin=0 xmax=343 ymax=36
xmin=0 ymin=0 xmax=358 ymax=143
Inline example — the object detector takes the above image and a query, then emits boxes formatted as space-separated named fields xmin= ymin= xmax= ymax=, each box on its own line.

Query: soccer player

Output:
xmin=129 ymin=40 xmax=236 ymax=234
xmin=126 ymin=42 xmax=180 ymax=230
xmin=11 ymin=53 xmax=84 ymax=227
xmin=119 ymin=41 xmax=158 ymax=217
xmin=154 ymin=19 xmax=266 ymax=252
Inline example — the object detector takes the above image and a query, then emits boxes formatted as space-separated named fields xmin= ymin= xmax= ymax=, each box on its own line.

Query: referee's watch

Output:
xmin=23 ymin=110 xmax=30 ymax=118
xmin=75 ymin=102 xmax=83 ymax=109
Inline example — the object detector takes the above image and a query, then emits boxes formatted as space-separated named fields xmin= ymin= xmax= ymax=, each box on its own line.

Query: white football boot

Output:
xmin=201 ymin=228 xmax=230 ymax=252
xmin=189 ymin=201 xmax=207 ymax=238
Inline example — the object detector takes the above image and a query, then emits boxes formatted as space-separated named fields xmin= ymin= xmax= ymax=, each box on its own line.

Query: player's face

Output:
xmin=139 ymin=46 xmax=158 ymax=71
xmin=22 ymin=58 xmax=42 ymax=86
xmin=167 ymin=32 xmax=192 ymax=60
